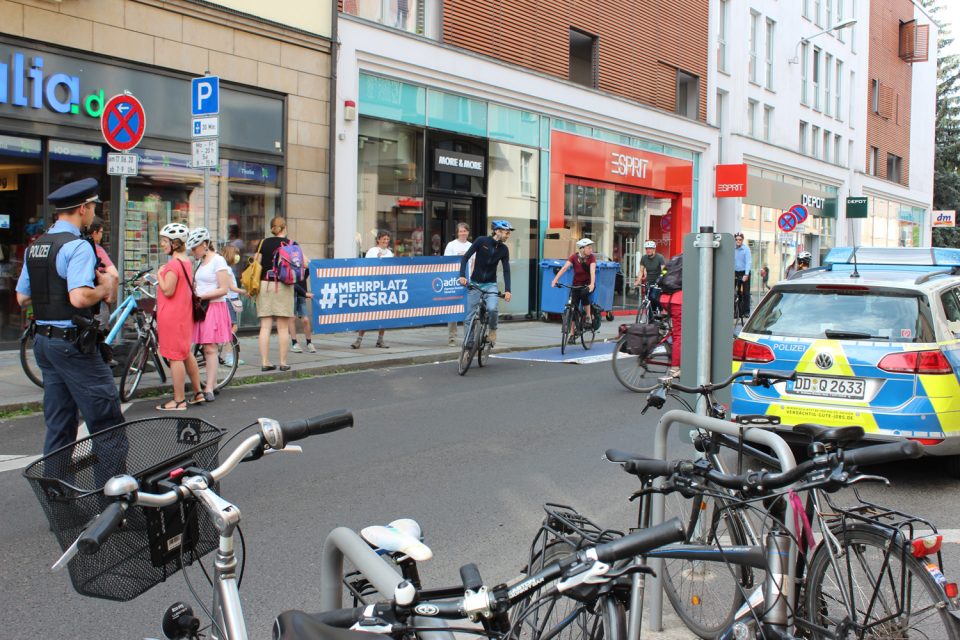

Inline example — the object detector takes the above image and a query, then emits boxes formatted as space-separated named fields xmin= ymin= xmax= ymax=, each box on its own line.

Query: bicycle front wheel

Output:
xmin=804 ymin=524 xmax=960 ymax=640
xmin=660 ymin=490 xmax=751 ymax=639
xmin=515 ymin=542 xmax=625 ymax=640
xmin=458 ymin=318 xmax=479 ymax=376
xmin=119 ymin=338 xmax=149 ymax=401
xmin=477 ymin=323 xmax=490 ymax=367
xmin=561 ymin=308 xmax=572 ymax=355
xmin=581 ymin=314 xmax=596 ymax=350
xmin=20 ymin=330 xmax=42 ymax=388
xmin=213 ymin=334 xmax=240 ymax=390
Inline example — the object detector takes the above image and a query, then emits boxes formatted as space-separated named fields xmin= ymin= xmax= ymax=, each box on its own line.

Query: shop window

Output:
xmin=569 ymin=28 xmax=598 ymax=88
xmin=489 ymin=142 xmax=537 ymax=316
xmin=676 ymin=71 xmax=699 ymax=119
xmin=342 ymin=0 xmax=422 ymax=34
xmin=0 ymin=134 xmax=42 ymax=343
xmin=357 ymin=118 xmax=425 ymax=256
xmin=887 ymin=153 xmax=902 ymax=183
xmin=520 ymin=150 xmax=534 ymax=197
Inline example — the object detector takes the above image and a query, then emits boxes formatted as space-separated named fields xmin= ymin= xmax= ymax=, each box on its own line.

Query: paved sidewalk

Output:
xmin=0 ymin=320 xmax=627 ymax=413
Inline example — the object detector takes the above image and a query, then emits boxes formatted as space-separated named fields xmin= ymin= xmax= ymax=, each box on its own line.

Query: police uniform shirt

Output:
xmin=16 ymin=219 xmax=97 ymax=328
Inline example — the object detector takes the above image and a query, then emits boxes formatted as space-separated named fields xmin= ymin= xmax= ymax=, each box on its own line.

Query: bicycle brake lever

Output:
xmin=52 ymin=535 xmax=81 ymax=571
xmin=845 ymin=473 xmax=889 ymax=486
xmin=606 ymin=564 xmax=656 ymax=580
xmin=263 ymin=445 xmax=303 ymax=456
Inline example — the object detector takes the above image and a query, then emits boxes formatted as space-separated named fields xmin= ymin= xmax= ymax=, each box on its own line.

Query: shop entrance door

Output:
xmin=426 ymin=197 xmax=475 ymax=256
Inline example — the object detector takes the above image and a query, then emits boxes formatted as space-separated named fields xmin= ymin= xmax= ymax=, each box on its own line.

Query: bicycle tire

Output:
xmin=581 ymin=313 xmax=596 ymax=350
xmin=119 ymin=339 xmax=149 ymax=401
xmin=611 ymin=335 xmax=661 ymax=392
xmin=477 ymin=323 xmax=490 ymax=367
xmin=804 ymin=524 xmax=960 ymax=640
xmin=214 ymin=334 xmax=240 ymax=390
xmin=660 ymin=489 xmax=751 ymax=639
xmin=20 ymin=329 xmax=43 ymax=388
xmin=561 ymin=308 xmax=572 ymax=355
xmin=515 ymin=541 xmax=625 ymax=640
xmin=458 ymin=318 xmax=479 ymax=376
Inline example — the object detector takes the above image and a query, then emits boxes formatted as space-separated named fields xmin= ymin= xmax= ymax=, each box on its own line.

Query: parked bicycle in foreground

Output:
xmin=458 ymin=283 xmax=504 ymax=376
xmin=26 ymin=410 xmax=355 ymax=640
xmin=554 ymin=282 xmax=597 ymax=354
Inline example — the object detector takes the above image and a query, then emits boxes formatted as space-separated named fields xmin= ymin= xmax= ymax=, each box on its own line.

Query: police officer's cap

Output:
xmin=49 ymin=178 xmax=101 ymax=211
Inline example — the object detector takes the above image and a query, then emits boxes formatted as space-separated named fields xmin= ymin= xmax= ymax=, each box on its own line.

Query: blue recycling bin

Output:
xmin=539 ymin=259 xmax=619 ymax=314
xmin=540 ymin=259 xmax=570 ymax=314
xmin=593 ymin=261 xmax=619 ymax=311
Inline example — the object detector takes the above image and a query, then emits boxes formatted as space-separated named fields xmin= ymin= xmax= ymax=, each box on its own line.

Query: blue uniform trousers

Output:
xmin=34 ymin=334 xmax=124 ymax=456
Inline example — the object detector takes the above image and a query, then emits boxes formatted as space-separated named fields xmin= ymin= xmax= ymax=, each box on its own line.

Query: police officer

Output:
xmin=15 ymin=178 xmax=124 ymax=455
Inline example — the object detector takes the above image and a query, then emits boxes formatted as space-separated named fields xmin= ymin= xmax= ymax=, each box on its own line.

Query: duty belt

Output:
xmin=33 ymin=324 xmax=80 ymax=341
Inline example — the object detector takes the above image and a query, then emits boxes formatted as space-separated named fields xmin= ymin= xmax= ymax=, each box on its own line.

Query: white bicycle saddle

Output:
xmin=360 ymin=518 xmax=433 ymax=562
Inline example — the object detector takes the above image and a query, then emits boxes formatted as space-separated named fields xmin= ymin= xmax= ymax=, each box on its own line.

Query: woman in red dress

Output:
xmin=155 ymin=223 xmax=203 ymax=410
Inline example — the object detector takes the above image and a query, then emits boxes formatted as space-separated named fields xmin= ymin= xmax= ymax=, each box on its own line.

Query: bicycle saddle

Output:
xmin=274 ymin=611 xmax=390 ymax=640
xmin=793 ymin=423 xmax=865 ymax=446
xmin=360 ymin=518 xmax=433 ymax=562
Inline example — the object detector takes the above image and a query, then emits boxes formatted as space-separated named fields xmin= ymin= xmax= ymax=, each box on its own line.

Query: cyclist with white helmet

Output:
xmin=633 ymin=239 xmax=666 ymax=316
xmin=187 ymin=227 xmax=232 ymax=402
xmin=154 ymin=222 xmax=203 ymax=410
xmin=786 ymin=250 xmax=813 ymax=279
xmin=458 ymin=220 xmax=514 ymax=345
xmin=551 ymin=238 xmax=597 ymax=333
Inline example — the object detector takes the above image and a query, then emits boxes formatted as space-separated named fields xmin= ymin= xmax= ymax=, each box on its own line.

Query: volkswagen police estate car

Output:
xmin=731 ymin=247 xmax=960 ymax=473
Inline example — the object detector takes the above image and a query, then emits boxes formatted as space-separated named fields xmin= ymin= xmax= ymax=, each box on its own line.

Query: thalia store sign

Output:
xmin=0 ymin=51 xmax=107 ymax=118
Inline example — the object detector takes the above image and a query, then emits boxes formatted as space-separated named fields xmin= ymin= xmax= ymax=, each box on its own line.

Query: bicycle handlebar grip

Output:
xmin=843 ymin=440 xmax=923 ymax=468
xmin=459 ymin=562 xmax=484 ymax=591
xmin=77 ymin=502 xmax=126 ymax=555
xmin=594 ymin=518 xmax=685 ymax=563
xmin=280 ymin=410 xmax=354 ymax=444
xmin=622 ymin=458 xmax=677 ymax=478
xmin=756 ymin=369 xmax=797 ymax=383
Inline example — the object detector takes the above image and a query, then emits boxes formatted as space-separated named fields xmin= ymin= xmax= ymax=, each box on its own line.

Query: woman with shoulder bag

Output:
xmin=155 ymin=223 xmax=203 ymax=410
xmin=187 ymin=227 xmax=231 ymax=402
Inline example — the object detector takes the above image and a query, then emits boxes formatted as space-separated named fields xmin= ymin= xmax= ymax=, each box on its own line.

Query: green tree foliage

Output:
xmin=924 ymin=1 xmax=960 ymax=246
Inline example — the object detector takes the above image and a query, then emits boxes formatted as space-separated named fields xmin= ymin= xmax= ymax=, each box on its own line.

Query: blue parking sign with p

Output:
xmin=192 ymin=76 xmax=219 ymax=116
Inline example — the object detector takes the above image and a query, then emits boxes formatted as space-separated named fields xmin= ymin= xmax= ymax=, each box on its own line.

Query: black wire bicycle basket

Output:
xmin=23 ymin=417 xmax=226 ymax=601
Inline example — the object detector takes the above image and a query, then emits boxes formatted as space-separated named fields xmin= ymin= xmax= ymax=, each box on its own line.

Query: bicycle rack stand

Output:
xmin=638 ymin=410 xmax=798 ymax=638
xmin=319 ymin=526 xmax=455 ymax=640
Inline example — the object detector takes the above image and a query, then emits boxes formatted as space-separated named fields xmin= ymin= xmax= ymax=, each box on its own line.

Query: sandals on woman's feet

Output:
xmin=187 ymin=392 xmax=206 ymax=406
xmin=156 ymin=399 xmax=187 ymax=411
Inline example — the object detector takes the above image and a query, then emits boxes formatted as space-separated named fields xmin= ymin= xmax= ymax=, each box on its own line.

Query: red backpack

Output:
xmin=268 ymin=240 xmax=306 ymax=285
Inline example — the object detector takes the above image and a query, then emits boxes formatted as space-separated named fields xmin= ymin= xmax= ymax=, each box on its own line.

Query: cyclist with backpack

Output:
xmin=550 ymin=238 xmax=596 ymax=339
xmin=254 ymin=217 xmax=298 ymax=372
xmin=633 ymin=240 xmax=666 ymax=318
xmin=458 ymin=220 xmax=513 ymax=346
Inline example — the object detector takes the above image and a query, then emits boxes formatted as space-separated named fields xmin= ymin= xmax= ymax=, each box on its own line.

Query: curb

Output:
xmin=0 ymin=342 xmax=563 ymax=415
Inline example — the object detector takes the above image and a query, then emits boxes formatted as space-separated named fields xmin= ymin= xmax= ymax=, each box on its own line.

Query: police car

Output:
xmin=731 ymin=247 xmax=960 ymax=473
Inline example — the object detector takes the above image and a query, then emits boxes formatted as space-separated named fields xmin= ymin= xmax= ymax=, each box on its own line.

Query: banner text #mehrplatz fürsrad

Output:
xmin=308 ymin=257 xmax=466 ymax=333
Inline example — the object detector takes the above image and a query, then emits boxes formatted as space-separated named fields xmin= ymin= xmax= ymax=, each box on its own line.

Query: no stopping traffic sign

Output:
xmin=101 ymin=94 xmax=146 ymax=151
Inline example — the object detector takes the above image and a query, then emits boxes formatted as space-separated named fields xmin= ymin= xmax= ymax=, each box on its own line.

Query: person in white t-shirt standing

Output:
xmin=187 ymin=227 xmax=232 ymax=402
xmin=443 ymin=222 xmax=473 ymax=346
xmin=351 ymin=229 xmax=394 ymax=349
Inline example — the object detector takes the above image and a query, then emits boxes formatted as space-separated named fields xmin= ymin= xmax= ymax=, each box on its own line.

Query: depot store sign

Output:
xmin=549 ymin=131 xmax=693 ymax=231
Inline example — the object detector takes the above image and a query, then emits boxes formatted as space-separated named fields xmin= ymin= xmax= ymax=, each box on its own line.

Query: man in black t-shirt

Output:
xmin=633 ymin=240 xmax=666 ymax=316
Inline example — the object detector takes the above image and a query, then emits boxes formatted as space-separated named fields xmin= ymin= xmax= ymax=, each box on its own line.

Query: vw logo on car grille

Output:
xmin=815 ymin=352 xmax=834 ymax=370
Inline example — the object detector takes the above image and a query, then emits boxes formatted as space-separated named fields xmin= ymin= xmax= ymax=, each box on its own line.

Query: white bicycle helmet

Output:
xmin=797 ymin=251 xmax=813 ymax=264
xmin=160 ymin=222 xmax=189 ymax=242
xmin=643 ymin=240 xmax=657 ymax=249
xmin=186 ymin=227 xmax=211 ymax=250
xmin=576 ymin=238 xmax=594 ymax=249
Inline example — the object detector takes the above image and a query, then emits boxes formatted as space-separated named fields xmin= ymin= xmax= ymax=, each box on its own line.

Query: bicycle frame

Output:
xmin=105 ymin=293 xmax=138 ymax=345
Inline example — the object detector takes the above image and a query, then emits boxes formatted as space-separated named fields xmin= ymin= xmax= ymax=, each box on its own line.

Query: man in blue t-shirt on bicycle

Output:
xmin=458 ymin=220 xmax=513 ymax=346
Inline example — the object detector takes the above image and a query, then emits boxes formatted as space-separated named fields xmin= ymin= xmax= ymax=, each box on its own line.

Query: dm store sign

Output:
xmin=308 ymin=257 xmax=467 ymax=333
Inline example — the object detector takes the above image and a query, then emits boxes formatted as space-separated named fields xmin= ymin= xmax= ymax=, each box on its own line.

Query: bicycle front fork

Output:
xmin=722 ymin=529 xmax=793 ymax=640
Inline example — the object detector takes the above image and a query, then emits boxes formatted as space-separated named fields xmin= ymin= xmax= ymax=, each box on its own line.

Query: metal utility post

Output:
xmin=694 ymin=226 xmax=719 ymax=414
xmin=203 ymin=168 xmax=210 ymax=229
xmin=191 ymin=75 xmax=220 ymax=230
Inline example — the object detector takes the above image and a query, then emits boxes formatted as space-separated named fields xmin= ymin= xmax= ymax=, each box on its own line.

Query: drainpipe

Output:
xmin=327 ymin=1 xmax=339 ymax=258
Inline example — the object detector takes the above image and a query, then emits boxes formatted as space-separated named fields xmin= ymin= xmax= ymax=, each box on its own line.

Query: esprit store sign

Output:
xmin=0 ymin=51 xmax=106 ymax=118
xmin=715 ymin=163 xmax=747 ymax=198
xmin=610 ymin=152 xmax=649 ymax=179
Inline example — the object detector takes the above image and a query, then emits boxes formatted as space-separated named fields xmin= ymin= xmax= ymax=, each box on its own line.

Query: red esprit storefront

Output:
xmin=549 ymin=131 xmax=694 ymax=309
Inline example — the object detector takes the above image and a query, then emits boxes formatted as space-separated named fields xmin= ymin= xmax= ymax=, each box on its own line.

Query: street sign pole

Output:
xmin=191 ymin=76 xmax=220 ymax=233
xmin=204 ymin=168 xmax=210 ymax=229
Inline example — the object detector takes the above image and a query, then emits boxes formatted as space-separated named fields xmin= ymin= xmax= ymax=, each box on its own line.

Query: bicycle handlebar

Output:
xmin=616 ymin=440 xmax=924 ymax=495
xmin=73 ymin=411 xmax=354 ymax=555
xmin=667 ymin=369 xmax=796 ymax=395
xmin=464 ymin=283 xmax=505 ymax=298
xmin=554 ymin=283 xmax=590 ymax=290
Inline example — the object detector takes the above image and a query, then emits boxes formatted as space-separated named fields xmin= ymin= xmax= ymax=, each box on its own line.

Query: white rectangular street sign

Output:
xmin=106 ymin=153 xmax=138 ymax=176
xmin=192 ymin=116 xmax=219 ymax=138
xmin=191 ymin=139 xmax=219 ymax=168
